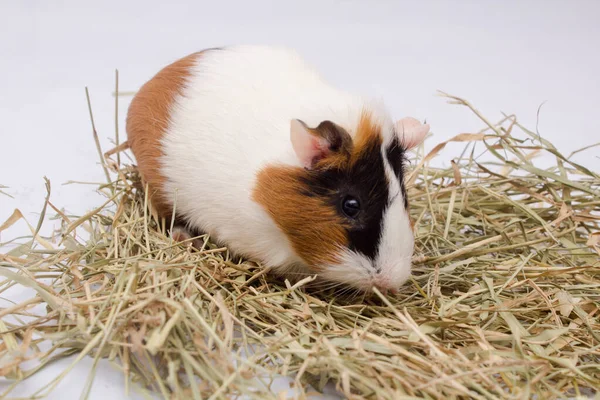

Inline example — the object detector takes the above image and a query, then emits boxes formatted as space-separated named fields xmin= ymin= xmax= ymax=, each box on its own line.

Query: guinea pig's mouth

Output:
xmin=351 ymin=279 xmax=403 ymax=295
xmin=297 ymin=248 xmax=413 ymax=295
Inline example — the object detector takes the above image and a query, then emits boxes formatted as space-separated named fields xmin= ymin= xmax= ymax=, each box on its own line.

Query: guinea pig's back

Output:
xmin=162 ymin=46 xmax=323 ymax=184
xmin=160 ymin=47 xmax=357 ymax=201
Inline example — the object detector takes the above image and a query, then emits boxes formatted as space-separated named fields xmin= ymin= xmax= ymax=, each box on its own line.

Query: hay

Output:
xmin=0 ymin=185 xmax=12 ymax=198
xmin=1 ymin=92 xmax=599 ymax=399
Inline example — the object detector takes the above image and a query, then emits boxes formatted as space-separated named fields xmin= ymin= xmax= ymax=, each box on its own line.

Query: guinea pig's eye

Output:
xmin=341 ymin=196 xmax=360 ymax=218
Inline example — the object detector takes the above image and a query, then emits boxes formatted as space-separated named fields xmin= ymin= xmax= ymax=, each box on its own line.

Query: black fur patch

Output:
xmin=300 ymin=135 xmax=390 ymax=261
xmin=385 ymin=137 xmax=409 ymax=209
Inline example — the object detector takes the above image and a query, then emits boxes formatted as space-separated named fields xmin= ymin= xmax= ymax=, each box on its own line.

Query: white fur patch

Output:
xmin=320 ymin=247 xmax=375 ymax=291
xmin=375 ymin=137 xmax=415 ymax=289
xmin=374 ymin=194 xmax=415 ymax=289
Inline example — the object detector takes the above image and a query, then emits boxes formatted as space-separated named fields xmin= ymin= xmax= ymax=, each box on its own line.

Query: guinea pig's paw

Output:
xmin=171 ymin=226 xmax=204 ymax=251
xmin=171 ymin=226 xmax=192 ymax=242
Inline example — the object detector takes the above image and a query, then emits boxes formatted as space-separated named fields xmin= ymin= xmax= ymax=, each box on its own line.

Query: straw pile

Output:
xmin=1 ymin=93 xmax=599 ymax=400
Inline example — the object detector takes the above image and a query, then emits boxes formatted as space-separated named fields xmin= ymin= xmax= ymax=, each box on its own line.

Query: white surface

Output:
xmin=1 ymin=0 xmax=599 ymax=398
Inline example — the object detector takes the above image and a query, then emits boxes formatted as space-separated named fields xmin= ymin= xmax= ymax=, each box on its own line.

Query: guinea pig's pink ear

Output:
xmin=396 ymin=117 xmax=429 ymax=150
xmin=290 ymin=119 xmax=351 ymax=169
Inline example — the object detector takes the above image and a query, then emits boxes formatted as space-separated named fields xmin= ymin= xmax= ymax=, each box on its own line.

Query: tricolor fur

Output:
xmin=126 ymin=45 xmax=429 ymax=292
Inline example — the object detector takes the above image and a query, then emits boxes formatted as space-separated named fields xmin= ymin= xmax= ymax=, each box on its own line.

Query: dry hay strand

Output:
xmin=0 ymin=185 xmax=11 ymax=198
xmin=1 ymin=92 xmax=599 ymax=400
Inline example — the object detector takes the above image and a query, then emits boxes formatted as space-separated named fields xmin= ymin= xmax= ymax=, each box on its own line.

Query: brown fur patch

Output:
xmin=253 ymin=166 xmax=349 ymax=269
xmin=126 ymin=51 xmax=201 ymax=218
xmin=351 ymin=110 xmax=383 ymax=162
xmin=253 ymin=110 xmax=385 ymax=269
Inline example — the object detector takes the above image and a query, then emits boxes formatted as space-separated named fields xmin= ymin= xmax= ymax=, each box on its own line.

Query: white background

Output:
xmin=1 ymin=1 xmax=599 ymax=398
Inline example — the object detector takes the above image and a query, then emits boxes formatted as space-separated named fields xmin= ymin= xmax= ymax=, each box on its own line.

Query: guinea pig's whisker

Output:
xmin=348 ymin=289 xmax=365 ymax=303
xmin=325 ymin=286 xmax=348 ymax=298
xmin=308 ymin=281 xmax=346 ymax=292
xmin=310 ymin=279 xmax=340 ymax=287
xmin=337 ymin=285 xmax=359 ymax=298
xmin=308 ymin=286 xmax=346 ymax=297
xmin=306 ymin=281 xmax=336 ymax=290
xmin=312 ymin=279 xmax=355 ymax=292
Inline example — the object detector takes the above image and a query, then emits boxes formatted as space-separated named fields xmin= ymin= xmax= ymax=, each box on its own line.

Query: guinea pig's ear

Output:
xmin=396 ymin=117 xmax=429 ymax=150
xmin=290 ymin=119 xmax=352 ymax=169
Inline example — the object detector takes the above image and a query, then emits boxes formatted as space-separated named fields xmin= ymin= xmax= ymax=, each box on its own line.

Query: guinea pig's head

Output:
xmin=253 ymin=111 xmax=429 ymax=293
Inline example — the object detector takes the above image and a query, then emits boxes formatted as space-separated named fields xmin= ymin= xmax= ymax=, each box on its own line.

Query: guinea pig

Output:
xmin=126 ymin=45 xmax=429 ymax=293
